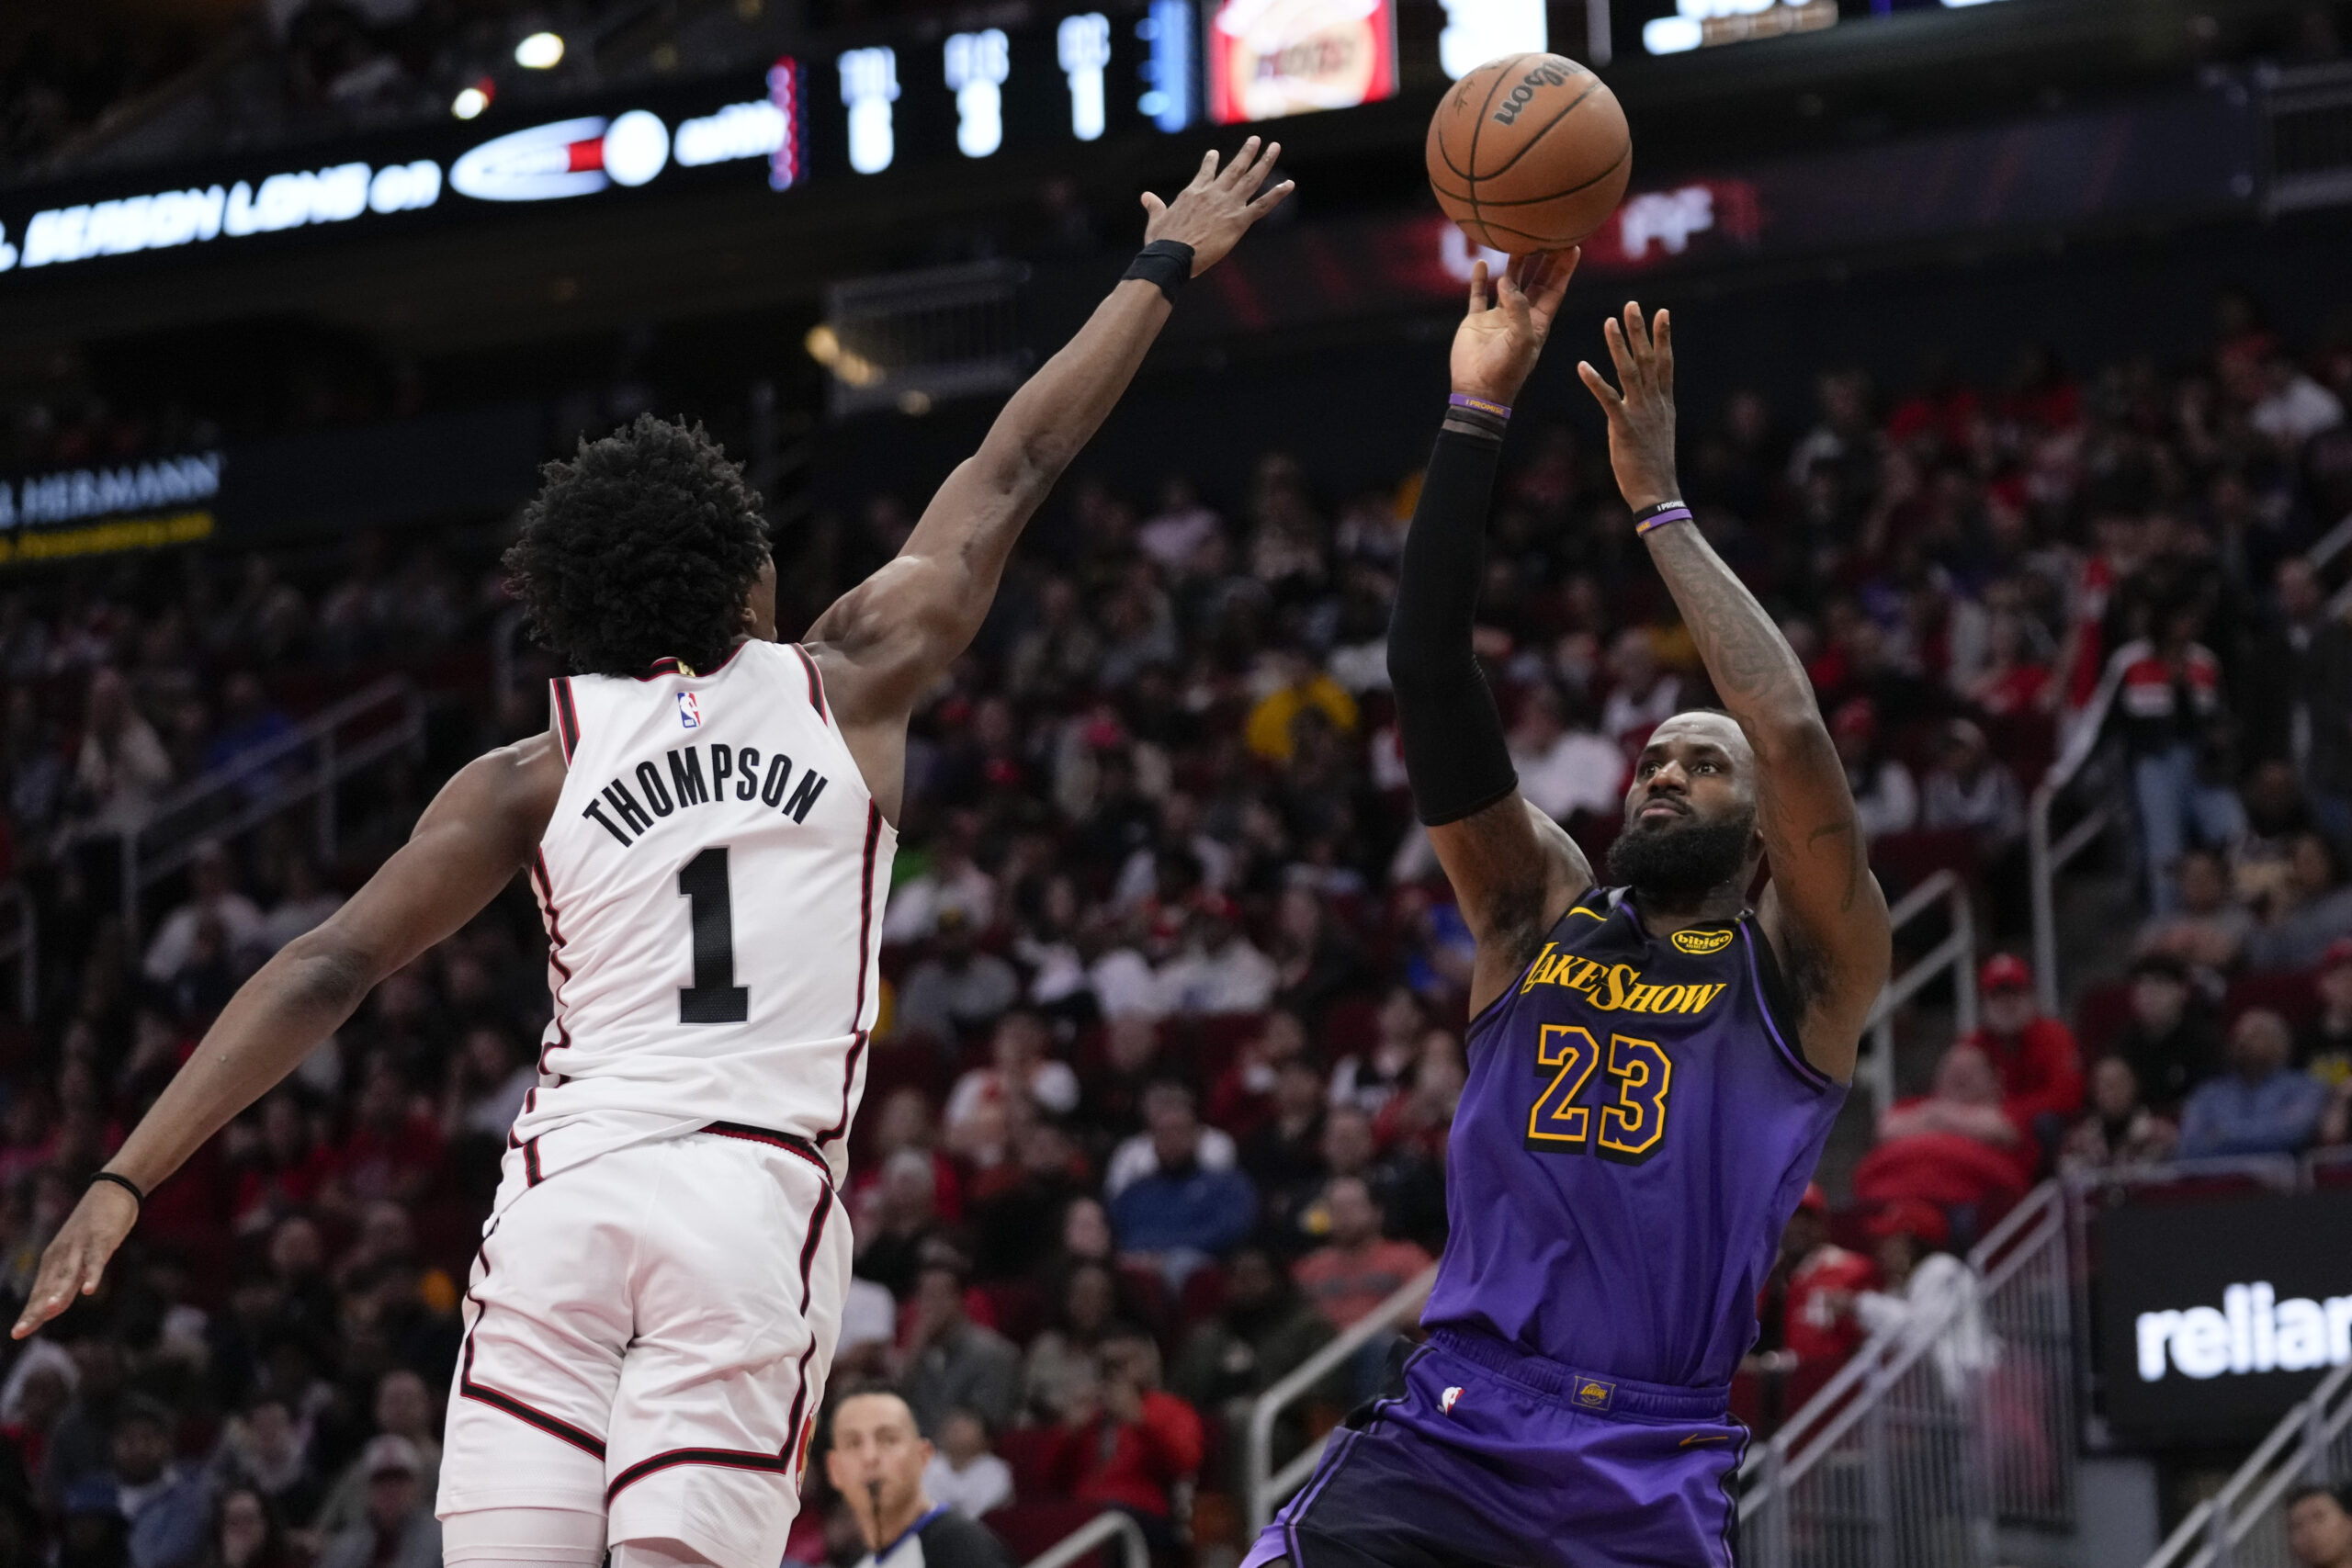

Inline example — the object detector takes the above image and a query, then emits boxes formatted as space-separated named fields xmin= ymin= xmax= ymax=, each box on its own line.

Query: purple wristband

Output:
xmin=1448 ymin=392 xmax=1512 ymax=421
xmin=1634 ymin=501 xmax=1692 ymax=536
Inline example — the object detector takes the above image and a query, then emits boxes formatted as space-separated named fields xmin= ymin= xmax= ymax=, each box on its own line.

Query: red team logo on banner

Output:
xmin=1204 ymin=0 xmax=1396 ymax=126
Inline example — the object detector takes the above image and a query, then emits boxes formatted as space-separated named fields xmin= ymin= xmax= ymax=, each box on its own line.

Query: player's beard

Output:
xmin=1608 ymin=806 xmax=1756 ymax=901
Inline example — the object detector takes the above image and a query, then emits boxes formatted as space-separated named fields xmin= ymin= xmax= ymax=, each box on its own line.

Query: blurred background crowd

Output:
xmin=0 ymin=272 xmax=2341 ymax=1566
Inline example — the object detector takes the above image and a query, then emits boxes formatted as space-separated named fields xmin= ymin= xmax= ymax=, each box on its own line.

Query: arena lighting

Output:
xmin=514 ymin=31 xmax=566 ymax=69
xmin=1438 ymin=0 xmax=1546 ymax=80
xmin=452 ymin=81 xmax=492 ymax=118
xmin=601 ymin=109 xmax=670 ymax=186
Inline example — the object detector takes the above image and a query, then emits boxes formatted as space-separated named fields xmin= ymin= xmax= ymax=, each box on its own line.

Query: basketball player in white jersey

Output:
xmin=13 ymin=139 xmax=1292 ymax=1568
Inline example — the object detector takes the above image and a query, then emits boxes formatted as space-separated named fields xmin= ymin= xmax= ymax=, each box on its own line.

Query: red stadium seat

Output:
xmin=982 ymin=1501 xmax=1107 ymax=1565
xmin=995 ymin=1428 xmax=1069 ymax=1501
xmin=2074 ymin=981 xmax=2138 ymax=1059
xmin=2223 ymin=971 xmax=2320 ymax=1031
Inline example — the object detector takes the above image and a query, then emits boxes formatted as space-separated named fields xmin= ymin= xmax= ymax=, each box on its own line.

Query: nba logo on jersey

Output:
xmin=677 ymin=693 xmax=702 ymax=728
xmin=1440 ymin=1386 xmax=1464 ymax=1415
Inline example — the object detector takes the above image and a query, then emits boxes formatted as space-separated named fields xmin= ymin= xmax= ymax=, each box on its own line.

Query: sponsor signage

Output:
xmin=1205 ymin=0 xmax=1397 ymax=125
xmin=0 ymin=85 xmax=799 ymax=282
xmin=0 ymin=2 xmax=1217 ymax=283
xmin=1627 ymin=0 xmax=2022 ymax=58
xmin=2097 ymin=1188 xmax=2352 ymax=1443
xmin=0 ymin=404 xmax=541 ymax=565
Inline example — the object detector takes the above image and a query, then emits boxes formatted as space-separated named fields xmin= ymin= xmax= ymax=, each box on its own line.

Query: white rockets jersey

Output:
xmin=507 ymin=639 xmax=897 ymax=1196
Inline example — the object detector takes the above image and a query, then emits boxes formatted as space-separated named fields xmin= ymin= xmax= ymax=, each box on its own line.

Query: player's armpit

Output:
xmin=1748 ymin=728 xmax=1891 ymax=1084
xmin=1430 ymin=792 xmax=1592 ymax=1018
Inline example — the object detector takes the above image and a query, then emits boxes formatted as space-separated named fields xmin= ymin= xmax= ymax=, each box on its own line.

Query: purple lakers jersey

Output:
xmin=1423 ymin=886 xmax=1846 ymax=1389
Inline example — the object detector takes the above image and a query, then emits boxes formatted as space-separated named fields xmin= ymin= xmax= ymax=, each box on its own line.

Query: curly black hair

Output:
xmin=503 ymin=414 xmax=770 ymax=677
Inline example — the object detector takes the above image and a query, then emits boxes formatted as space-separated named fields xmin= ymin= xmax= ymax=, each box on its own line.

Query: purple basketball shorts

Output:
xmin=1239 ymin=1329 xmax=1749 ymax=1568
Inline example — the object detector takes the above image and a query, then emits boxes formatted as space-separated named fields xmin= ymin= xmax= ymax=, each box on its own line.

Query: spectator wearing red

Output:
xmin=1291 ymin=1176 xmax=1431 ymax=1331
xmin=1855 ymin=1044 xmax=2035 ymax=1224
xmin=1206 ymin=1010 xmax=1311 ymax=1138
xmin=230 ymin=1095 xmax=334 ymax=1240
xmin=1778 ymin=1185 xmax=1878 ymax=1407
xmin=322 ymin=1058 xmax=443 ymax=1214
xmin=1958 ymin=955 xmax=2084 ymax=1152
xmin=1047 ymin=1332 xmax=1203 ymax=1535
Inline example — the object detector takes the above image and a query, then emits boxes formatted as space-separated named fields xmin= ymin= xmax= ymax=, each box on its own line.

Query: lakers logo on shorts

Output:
xmin=1671 ymin=929 xmax=1734 ymax=956
xmin=1575 ymin=1378 xmax=1615 ymax=1410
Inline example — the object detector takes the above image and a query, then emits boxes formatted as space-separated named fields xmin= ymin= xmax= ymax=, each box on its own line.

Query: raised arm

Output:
xmin=1390 ymin=252 xmax=1593 ymax=1019
xmin=13 ymin=737 xmax=565 ymax=1338
xmin=807 ymin=141 xmax=1292 ymax=818
xmin=1577 ymin=304 xmax=1890 ymax=1080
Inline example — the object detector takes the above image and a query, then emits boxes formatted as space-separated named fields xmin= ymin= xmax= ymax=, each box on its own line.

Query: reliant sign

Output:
xmin=2097 ymin=1187 xmax=2352 ymax=1444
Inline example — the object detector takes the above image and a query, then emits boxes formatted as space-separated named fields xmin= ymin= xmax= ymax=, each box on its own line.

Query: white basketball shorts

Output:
xmin=437 ymin=1125 xmax=849 ymax=1568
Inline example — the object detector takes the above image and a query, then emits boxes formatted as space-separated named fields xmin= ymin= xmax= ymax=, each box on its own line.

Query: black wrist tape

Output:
xmin=1123 ymin=241 xmax=1195 ymax=303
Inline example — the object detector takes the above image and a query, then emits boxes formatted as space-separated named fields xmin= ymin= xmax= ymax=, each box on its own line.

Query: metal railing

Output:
xmin=1244 ymin=1262 xmax=1439 ymax=1533
xmin=1860 ymin=868 xmax=1977 ymax=1120
xmin=1021 ymin=1508 xmax=1149 ymax=1568
xmin=1737 ymin=1180 xmax=2075 ymax=1567
xmin=69 ymin=676 xmax=426 ymax=938
xmin=2141 ymin=1357 xmax=2352 ymax=1568
xmin=2028 ymin=743 xmax=2117 ymax=1019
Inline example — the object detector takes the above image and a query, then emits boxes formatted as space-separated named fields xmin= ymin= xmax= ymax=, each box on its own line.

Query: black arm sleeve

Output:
xmin=1385 ymin=416 xmax=1518 ymax=826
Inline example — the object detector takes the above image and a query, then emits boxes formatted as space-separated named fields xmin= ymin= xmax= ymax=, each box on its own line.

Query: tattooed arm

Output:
xmin=1578 ymin=304 xmax=1890 ymax=1081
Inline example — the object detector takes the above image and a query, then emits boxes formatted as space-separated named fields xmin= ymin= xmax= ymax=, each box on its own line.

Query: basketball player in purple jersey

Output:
xmin=1244 ymin=257 xmax=1893 ymax=1567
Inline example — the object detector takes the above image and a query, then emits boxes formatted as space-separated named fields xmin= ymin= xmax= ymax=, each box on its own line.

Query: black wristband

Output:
xmin=1123 ymin=240 xmax=1195 ymax=304
xmin=89 ymin=1171 xmax=143 ymax=1207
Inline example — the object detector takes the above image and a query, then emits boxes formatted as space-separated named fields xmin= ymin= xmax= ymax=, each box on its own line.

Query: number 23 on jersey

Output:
xmin=1524 ymin=1023 xmax=1674 ymax=1166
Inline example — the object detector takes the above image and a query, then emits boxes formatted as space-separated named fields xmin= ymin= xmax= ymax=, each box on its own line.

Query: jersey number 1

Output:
xmin=678 ymin=847 xmax=750 ymax=1023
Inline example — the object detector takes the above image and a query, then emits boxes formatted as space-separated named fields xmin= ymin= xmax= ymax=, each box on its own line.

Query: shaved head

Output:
xmin=1611 ymin=711 xmax=1764 ymax=901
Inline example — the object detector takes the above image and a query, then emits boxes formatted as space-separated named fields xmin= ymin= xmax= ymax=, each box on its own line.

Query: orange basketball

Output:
xmin=1426 ymin=52 xmax=1632 ymax=255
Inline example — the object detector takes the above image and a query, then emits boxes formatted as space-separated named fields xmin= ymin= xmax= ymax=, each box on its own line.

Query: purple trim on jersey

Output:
xmin=1738 ymin=923 xmax=1835 ymax=1091
xmin=550 ymin=677 xmax=580 ymax=762
xmin=790 ymin=643 xmax=828 ymax=723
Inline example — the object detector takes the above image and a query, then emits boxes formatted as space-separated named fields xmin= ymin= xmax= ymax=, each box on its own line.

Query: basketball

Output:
xmin=1426 ymin=52 xmax=1632 ymax=254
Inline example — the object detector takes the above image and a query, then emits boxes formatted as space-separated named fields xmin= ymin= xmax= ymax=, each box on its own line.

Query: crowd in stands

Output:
xmin=0 ymin=280 xmax=2338 ymax=1565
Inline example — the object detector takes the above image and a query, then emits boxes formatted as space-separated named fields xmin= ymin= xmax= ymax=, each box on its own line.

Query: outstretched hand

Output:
xmin=1450 ymin=248 xmax=1579 ymax=410
xmin=1141 ymin=137 xmax=1295 ymax=276
xmin=13 ymin=1181 xmax=137 ymax=1339
xmin=1577 ymin=301 xmax=1680 ymax=513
